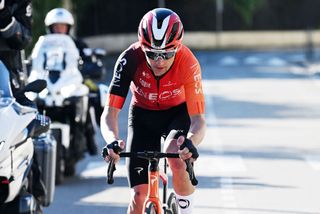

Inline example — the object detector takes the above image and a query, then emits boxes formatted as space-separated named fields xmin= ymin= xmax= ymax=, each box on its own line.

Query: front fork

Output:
xmin=143 ymin=158 xmax=166 ymax=214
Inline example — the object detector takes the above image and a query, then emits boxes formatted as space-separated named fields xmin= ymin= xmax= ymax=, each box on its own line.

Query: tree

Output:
xmin=226 ymin=0 xmax=266 ymax=27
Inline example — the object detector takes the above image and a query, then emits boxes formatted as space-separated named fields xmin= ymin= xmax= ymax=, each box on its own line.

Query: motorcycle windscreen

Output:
xmin=0 ymin=61 xmax=13 ymax=98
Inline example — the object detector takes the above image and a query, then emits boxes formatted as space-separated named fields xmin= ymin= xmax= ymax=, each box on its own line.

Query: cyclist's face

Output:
xmin=145 ymin=49 xmax=176 ymax=76
xmin=52 ymin=23 xmax=69 ymax=34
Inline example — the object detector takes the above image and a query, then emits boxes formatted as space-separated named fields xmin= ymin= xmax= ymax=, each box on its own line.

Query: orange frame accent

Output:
xmin=142 ymin=170 xmax=164 ymax=213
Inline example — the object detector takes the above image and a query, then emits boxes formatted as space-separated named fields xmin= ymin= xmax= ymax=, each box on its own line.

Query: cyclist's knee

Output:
xmin=164 ymin=139 xmax=184 ymax=171
xmin=129 ymin=185 xmax=148 ymax=212
xmin=133 ymin=190 xmax=146 ymax=203
xmin=164 ymin=140 xmax=178 ymax=153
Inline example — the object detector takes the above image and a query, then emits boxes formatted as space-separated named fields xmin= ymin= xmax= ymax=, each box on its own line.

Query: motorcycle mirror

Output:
xmin=94 ymin=48 xmax=106 ymax=56
xmin=83 ymin=48 xmax=93 ymax=56
xmin=24 ymin=79 xmax=47 ymax=93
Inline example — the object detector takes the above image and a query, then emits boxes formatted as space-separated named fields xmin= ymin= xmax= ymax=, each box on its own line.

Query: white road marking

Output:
xmin=220 ymin=56 xmax=239 ymax=66
xmin=80 ymin=161 xmax=127 ymax=178
xmin=244 ymin=56 xmax=261 ymax=65
xmin=268 ymin=57 xmax=287 ymax=66
xmin=305 ymin=155 xmax=320 ymax=171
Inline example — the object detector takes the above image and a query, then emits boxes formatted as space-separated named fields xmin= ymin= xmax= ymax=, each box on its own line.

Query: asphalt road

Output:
xmin=44 ymin=48 xmax=320 ymax=214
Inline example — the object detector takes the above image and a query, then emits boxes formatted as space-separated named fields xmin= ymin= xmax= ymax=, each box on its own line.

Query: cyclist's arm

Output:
xmin=100 ymin=105 xmax=121 ymax=144
xmin=181 ymin=48 xmax=206 ymax=146
xmin=187 ymin=113 xmax=206 ymax=146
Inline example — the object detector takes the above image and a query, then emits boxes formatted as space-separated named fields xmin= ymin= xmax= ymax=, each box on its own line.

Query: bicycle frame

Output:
xmin=143 ymin=158 xmax=168 ymax=213
xmin=105 ymin=150 xmax=197 ymax=214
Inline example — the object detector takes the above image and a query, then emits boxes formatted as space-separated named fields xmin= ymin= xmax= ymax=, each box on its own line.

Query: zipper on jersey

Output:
xmin=155 ymin=76 xmax=160 ymax=108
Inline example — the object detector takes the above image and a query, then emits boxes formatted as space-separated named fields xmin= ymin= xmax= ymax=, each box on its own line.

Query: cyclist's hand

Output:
xmin=177 ymin=136 xmax=199 ymax=161
xmin=102 ymin=140 xmax=125 ymax=163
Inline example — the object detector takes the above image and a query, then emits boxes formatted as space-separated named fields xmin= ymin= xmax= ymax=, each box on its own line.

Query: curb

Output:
xmin=84 ymin=30 xmax=320 ymax=54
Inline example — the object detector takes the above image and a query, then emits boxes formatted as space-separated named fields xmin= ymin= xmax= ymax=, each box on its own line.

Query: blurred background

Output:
xmin=31 ymin=0 xmax=320 ymax=53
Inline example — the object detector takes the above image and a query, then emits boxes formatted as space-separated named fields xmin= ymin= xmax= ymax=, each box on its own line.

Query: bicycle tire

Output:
xmin=145 ymin=201 xmax=157 ymax=214
xmin=167 ymin=192 xmax=178 ymax=214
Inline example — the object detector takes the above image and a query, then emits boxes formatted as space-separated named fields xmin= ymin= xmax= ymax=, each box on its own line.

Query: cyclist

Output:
xmin=100 ymin=8 xmax=206 ymax=214
xmin=44 ymin=8 xmax=98 ymax=155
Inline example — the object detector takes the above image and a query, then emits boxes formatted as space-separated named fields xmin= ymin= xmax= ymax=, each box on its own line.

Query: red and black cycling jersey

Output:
xmin=107 ymin=42 xmax=205 ymax=115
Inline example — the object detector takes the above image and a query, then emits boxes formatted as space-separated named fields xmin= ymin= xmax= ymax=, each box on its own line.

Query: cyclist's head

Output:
xmin=138 ymin=8 xmax=184 ymax=52
xmin=45 ymin=8 xmax=74 ymax=34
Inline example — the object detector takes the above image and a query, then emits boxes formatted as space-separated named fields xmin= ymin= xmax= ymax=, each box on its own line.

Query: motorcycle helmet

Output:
xmin=44 ymin=8 xmax=74 ymax=34
xmin=138 ymin=8 xmax=184 ymax=51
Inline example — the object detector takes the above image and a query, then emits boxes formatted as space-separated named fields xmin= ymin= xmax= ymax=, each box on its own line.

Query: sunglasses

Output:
xmin=145 ymin=49 xmax=176 ymax=60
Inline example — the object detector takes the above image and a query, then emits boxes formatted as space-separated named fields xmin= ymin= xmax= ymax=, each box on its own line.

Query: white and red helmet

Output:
xmin=138 ymin=8 xmax=184 ymax=50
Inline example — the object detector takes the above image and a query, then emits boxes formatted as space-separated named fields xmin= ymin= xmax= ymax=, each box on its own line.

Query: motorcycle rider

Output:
xmin=0 ymin=0 xmax=33 ymax=105
xmin=0 ymin=0 xmax=46 ymax=212
xmin=44 ymin=8 xmax=98 ymax=155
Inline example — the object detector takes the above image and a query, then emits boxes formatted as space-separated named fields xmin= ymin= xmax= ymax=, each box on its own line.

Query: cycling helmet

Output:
xmin=138 ymin=8 xmax=184 ymax=50
xmin=44 ymin=8 xmax=74 ymax=33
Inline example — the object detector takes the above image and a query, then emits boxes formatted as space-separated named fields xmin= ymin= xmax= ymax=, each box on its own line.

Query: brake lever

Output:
xmin=107 ymin=159 xmax=116 ymax=184
xmin=185 ymin=159 xmax=198 ymax=186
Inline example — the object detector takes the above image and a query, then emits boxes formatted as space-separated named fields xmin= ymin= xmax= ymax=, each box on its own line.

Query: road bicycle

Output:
xmin=103 ymin=149 xmax=198 ymax=214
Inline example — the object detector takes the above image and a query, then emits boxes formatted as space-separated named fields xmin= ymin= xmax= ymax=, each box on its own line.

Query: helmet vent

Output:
xmin=143 ymin=26 xmax=151 ymax=44
xmin=167 ymin=23 xmax=178 ymax=45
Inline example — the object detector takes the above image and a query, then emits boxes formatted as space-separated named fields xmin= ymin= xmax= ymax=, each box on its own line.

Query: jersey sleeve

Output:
xmin=182 ymin=49 xmax=205 ymax=115
xmin=106 ymin=48 xmax=137 ymax=109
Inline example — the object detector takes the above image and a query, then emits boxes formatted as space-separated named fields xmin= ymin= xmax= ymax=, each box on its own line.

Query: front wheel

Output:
xmin=145 ymin=201 xmax=157 ymax=214
xmin=167 ymin=192 xmax=178 ymax=214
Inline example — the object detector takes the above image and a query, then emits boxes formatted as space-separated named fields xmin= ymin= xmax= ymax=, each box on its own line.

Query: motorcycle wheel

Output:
xmin=52 ymin=129 xmax=65 ymax=185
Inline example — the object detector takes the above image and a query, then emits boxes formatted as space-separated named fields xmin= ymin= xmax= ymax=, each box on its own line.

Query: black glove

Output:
xmin=179 ymin=138 xmax=199 ymax=159
xmin=101 ymin=140 xmax=123 ymax=159
xmin=0 ymin=0 xmax=12 ymax=29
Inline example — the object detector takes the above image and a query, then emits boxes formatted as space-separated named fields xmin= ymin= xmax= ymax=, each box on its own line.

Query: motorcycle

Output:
xmin=0 ymin=61 xmax=56 ymax=213
xmin=28 ymin=34 xmax=91 ymax=184
xmin=79 ymin=47 xmax=109 ymax=129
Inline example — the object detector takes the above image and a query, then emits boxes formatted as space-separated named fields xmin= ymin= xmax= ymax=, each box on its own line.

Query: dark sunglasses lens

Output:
xmin=163 ymin=51 xmax=175 ymax=59
xmin=146 ymin=51 xmax=175 ymax=60
xmin=146 ymin=51 xmax=157 ymax=59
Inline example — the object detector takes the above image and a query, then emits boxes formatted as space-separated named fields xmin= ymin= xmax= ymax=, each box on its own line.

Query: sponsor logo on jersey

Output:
xmin=163 ymin=81 xmax=176 ymax=87
xmin=139 ymin=78 xmax=151 ymax=88
xmin=113 ymin=58 xmax=127 ymax=87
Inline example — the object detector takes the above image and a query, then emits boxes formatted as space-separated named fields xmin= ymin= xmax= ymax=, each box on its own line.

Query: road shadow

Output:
xmin=196 ymin=49 xmax=312 ymax=80
xmin=197 ymin=205 xmax=319 ymax=214
xmin=44 ymin=175 xmax=129 ymax=214
xmin=205 ymin=95 xmax=320 ymax=122
xmin=199 ymin=145 xmax=320 ymax=162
